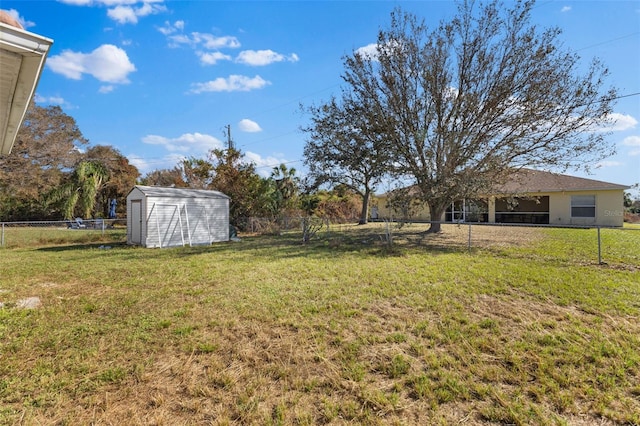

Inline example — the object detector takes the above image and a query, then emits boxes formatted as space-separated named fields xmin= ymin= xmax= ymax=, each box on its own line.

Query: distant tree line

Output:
xmin=0 ymin=104 xmax=362 ymax=228
xmin=139 ymin=147 xmax=363 ymax=229
xmin=624 ymin=189 xmax=640 ymax=219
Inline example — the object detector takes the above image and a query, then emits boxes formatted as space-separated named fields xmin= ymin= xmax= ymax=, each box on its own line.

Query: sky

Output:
xmin=3 ymin=0 xmax=640 ymax=195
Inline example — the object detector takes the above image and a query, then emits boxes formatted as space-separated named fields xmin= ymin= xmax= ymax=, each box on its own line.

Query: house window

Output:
xmin=571 ymin=195 xmax=596 ymax=218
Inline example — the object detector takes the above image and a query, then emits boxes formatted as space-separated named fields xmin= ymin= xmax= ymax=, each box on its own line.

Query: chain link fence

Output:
xmin=243 ymin=218 xmax=639 ymax=268
xmin=0 ymin=219 xmax=127 ymax=248
xmin=2 ymin=218 xmax=638 ymax=269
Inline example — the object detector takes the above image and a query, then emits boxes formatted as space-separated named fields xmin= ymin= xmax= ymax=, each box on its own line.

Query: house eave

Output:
xmin=0 ymin=22 xmax=53 ymax=155
xmin=489 ymin=186 xmax=630 ymax=196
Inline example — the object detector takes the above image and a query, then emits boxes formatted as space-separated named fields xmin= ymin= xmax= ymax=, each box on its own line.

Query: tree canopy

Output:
xmin=48 ymin=160 xmax=109 ymax=220
xmin=303 ymin=96 xmax=392 ymax=224
xmin=304 ymin=0 xmax=617 ymax=232
xmin=0 ymin=104 xmax=87 ymax=220
xmin=85 ymin=145 xmax=139 ymax=218
xmin=0 ymin=104 xmax=139 ymax=221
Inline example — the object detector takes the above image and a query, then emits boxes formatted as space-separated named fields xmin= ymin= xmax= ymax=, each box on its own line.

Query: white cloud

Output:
xmin=244 ymin=152 xmax=289 ymax=177
xmin=128 ymin=153 xmax=183 ymax=175
xmin=168 ymin=32 xmax=240 ymax=49
xmin=238 ymin=119 xmax=262 ymax=133
xmin=130 ymin=138 xmax=292 ymax=176
xmin=622 ymin=135 xmax=640 ymax=146
xmin=605 ymin=113 xmax=638 ymax=132
xmin=356 ymin=43 xmax=378 ymax=59
xmin=34 ymin=94 xmax=70 ymax=107
xmin=561 ymin=6 xmax=571 ymax=13
xmin=58 ymin=0 xmax=93 ymax=5
xmin=166 ymin=34 xmax=191 ymax=47
xmin=589 ymin=112 xmax=638 ymax=133
xmin=595 ymin=160 xmax=622 ymax=168
xmin=3 ymin=8 xmax=35 ymax=28
xmin=198 ymin=51 xmax=232 ymax=65
xmin=107 ymin=6 xmax=137 ymax=23
xmin=34 ymin=94 xmax=62 ymax=104
xmin=60 ymin=1 xmax=166 ymax=24
xmin=60 ymin=0 xmax=165 ymax=5
xmin=236 ymin=49 xmax=299 ymax=66
xmin=623 ymin=135 xmax=640 ymax=156
xmin=189 ymin=75 xmax=270 ymax=93
xmin=135 ymin=2 xmax=160 ymax=17
xmin=107 ymin=2 xmax=165 ymax=24
xmin=194 ymin=33 xmax=241 ymax=49
xmin=355 ymin=41 xmax=402 ymax=61
xmin=141 ymin=132 xmax=224 ymax=153
xmin=131 ymin=128 xmax=226 ymax=174
xmin=158 ymin=20 xmax=183 ymax=35
xmin=166 ymin=32 xmax=241 ymax=51
xmin=47 ymin=44 xmax=136 ymax=84
xmin=99 ymin=85 xmax=115 ymax=93
xmin=127 ymin=154 xmax=152 ymax=173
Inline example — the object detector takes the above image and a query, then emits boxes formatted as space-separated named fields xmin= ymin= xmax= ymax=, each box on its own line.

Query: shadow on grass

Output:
xmin=31 ymin=225 xmax=494 ymax=261
xmin=36 ymin=242 xmax=130 ymax=252
xmin=176 ymin=227 xmax=474 ymax=260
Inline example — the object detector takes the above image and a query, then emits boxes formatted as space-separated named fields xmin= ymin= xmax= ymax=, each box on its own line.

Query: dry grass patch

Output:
xmin=1 ymin=224 xmax=639 ymax=425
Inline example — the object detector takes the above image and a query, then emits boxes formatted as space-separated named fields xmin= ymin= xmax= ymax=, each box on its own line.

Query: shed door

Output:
xmin=131 ymin=200 xmax=142 ymax=244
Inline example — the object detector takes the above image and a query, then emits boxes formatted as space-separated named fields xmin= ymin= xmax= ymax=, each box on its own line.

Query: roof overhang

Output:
xmin=0 ymin=22 xmax=53 ymax=155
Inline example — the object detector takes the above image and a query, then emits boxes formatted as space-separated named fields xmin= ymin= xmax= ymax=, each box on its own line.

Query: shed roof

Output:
xmin=131 ymin=185 xmax=230 ymax=199
xmin=493 ymin=168 xmax=629 ymax=194
xmin=1 ymin=18 xmax=53 ymax=155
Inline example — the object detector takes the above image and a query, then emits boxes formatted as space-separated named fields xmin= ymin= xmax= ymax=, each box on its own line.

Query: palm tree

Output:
xmin=49 ymin=161 xmax=109 ymax=219
xmin=270 ymin=164 xmax=299 ymax=214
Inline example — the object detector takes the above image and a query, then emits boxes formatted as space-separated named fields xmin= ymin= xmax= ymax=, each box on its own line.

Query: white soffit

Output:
xmin=0 ymin=23 xmax=53 ymax=155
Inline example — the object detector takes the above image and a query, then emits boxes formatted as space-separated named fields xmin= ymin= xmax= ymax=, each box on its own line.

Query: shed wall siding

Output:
xmin=144 ymin=197 xmax=229 ymax=248
xmin=126 ymin=187 xmax=230 ymax=247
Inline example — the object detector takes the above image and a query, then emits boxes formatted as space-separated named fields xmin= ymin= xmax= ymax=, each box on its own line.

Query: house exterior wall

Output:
xmin=373 ymin=189 xmax=625 ymax=227
xmin=126 ymin=188 xmax=230 ymax=248
xmin=373 ymin=196 xmax=431 ymax=221
xmin=547 ymin=190 xmax=624 ymax=227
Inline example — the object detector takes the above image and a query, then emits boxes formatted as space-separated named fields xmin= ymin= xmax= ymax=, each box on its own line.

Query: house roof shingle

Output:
xmin=492 ymin=168 xmax=629 ymax=194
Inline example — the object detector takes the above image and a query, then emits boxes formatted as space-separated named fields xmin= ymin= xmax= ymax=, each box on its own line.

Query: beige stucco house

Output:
xmin=373 ymin=169 xmax=629 ymax=227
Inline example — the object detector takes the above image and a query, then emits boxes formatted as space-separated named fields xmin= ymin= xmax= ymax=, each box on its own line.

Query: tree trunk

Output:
xmin=427 ymin=201 xmax=445 ymax=233
xmin=359 ymin=188 xmax=370 ymax=225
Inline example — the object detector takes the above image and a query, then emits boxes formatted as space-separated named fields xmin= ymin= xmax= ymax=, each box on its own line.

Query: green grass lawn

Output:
xmin=1 ymin=224 xmax=639 ymax=425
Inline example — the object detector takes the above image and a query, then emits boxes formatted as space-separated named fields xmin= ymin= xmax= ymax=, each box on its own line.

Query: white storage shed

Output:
xmin=127 ymin=185 xmax=230 ymax=248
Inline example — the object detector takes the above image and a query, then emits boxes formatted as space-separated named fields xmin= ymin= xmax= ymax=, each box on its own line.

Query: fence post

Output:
xmin=597 ymin=226 xmax=602 ymax=265
xmin=468 ymin=223 xmax=472 ymax=252
xmin=1 ymin=223 xmax=4 ymax=247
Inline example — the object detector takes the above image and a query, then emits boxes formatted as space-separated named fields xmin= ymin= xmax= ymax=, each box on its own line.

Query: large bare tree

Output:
xmin=330 ymin=1 xmax=617 ymax=232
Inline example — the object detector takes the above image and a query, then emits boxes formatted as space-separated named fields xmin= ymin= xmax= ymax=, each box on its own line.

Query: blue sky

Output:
xmin=4 ymin=1 xmax=640 ymax=194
